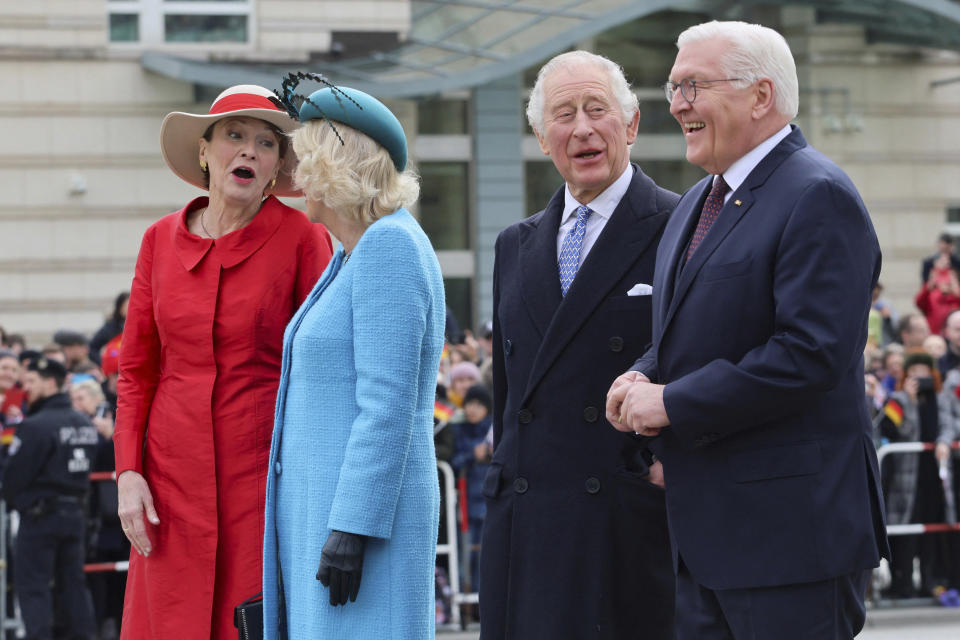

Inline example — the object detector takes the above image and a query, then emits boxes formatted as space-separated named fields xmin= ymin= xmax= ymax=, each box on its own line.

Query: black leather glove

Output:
xmin=317 ymin=530 xmax=367 ymax=606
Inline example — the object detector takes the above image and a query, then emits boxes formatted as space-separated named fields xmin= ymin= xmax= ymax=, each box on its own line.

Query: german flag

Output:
xmin=434 ymin=399 xmax=454 ymax=423
xmin=1 ymin=426 xmax=15 ymax=446
xmin=884 ymin=399 xmax=904 ymax=428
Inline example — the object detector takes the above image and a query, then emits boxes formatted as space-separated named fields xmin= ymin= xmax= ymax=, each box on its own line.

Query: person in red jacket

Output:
xmin=916 ymin=252 xmax=960 ymax=337
xmin=114 ymin=85 xmax=333 ymax=640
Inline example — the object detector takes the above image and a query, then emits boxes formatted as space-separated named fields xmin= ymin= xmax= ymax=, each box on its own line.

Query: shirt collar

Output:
xmin=722 ymin=123 xmax=793 ymax=194
xmin=562 ymin=164 xmax=633 ymax=225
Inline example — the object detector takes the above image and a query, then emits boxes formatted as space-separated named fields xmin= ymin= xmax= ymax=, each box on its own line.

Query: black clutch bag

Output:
xmin=234 ymin=592 xmax=263 ymax=640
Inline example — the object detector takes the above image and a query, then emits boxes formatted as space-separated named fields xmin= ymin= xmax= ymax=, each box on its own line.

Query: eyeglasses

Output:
xmin=663 ymin=78 xmax=744 ymax=104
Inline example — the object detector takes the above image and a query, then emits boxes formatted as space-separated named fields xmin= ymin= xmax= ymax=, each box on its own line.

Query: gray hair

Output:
xmin=526 ymin=50 xmax=639 ymax=136
xmin=677 ymin=21 xmax=799 ymax=119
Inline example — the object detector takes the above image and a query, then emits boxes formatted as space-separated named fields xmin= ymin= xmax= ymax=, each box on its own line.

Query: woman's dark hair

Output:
xmin=200 ymin=119 xmax=289 ymax=189
xmin=113 ymin=291 xmax=130 ymax=325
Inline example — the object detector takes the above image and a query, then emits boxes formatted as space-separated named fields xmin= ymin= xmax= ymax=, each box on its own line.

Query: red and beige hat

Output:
xmin=160 ymin=84 xmax=302 ymax=197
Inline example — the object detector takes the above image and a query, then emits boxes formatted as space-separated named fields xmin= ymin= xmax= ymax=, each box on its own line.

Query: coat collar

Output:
xmin=660 ymin=126 xmax=807 ymax=334
xmin=520 ymin=165 xmax=668 ymax=403
xmin=174 ymin=195 xmax=286 ymax=271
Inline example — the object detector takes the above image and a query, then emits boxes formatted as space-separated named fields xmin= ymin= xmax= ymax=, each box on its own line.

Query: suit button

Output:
xmin=505 ymin=339 xmax=513 ymax=355
xmin=608 ymin=336 xmax=624 ymax=352
xmin=513 ymin=478 xmax=529 ymax=494
xmin=274 ymin=461 xmax=282 ymax=475
xmin=583 ymin=406 xmax=598 ymax=423
xmin=518 ymin=409 xmax=533 ymax=424
xmin=585 ymin=477 xmax=601 ymax=494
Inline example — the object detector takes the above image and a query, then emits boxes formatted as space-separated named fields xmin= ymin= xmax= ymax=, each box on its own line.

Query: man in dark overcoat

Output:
xmin=479 ymin=50 xmax=678 ymax=640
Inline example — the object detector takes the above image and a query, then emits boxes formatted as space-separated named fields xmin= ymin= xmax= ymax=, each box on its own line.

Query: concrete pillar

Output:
xmin=471 ymin=73 xmax=525 ymax=324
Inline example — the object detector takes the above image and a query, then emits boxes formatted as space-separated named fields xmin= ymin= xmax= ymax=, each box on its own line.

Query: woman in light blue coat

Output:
xmin=262 ymin=84 xmax=445 ymax=639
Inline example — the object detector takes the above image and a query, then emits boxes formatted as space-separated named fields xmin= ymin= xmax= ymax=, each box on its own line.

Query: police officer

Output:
xmin=2 ymin=357 xmax=96 ymax=640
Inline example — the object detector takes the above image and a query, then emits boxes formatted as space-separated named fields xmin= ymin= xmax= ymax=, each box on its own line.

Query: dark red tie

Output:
xmin=685 ymin=176 xmax=730 ymax=263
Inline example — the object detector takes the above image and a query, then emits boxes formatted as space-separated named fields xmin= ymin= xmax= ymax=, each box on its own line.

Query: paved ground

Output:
xmin=437 ymin=606 xmax=960 ymax=639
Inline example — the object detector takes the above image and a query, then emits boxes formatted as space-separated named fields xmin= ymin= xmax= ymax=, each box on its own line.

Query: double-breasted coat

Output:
xmin=480 ymin=165 xmax=678 ymax=640
xmin=114 ymin=196 xmax=332 ymax=640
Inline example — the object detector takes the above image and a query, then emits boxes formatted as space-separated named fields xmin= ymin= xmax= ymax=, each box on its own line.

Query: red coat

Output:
xmin=114 ymin=196 xmax=332 ymax=640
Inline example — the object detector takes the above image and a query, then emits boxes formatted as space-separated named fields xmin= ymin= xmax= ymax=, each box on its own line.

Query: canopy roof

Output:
xmin=142 ymin=0 xmax=960 ymax=98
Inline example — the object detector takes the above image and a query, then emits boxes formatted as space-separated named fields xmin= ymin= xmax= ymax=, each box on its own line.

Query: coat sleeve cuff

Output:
xmin=113 ymin=430 xmax=143 ymax=476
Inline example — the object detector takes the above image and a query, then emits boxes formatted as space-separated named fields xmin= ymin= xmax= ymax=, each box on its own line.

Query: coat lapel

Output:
xmin=522 ymin=167 xmax=666 ymax=403
xmin=518 ymin=188 xmax=564 ymax=338
xmin=657 ymin=178 xmax=710 ymax=326
xmin=661 ymin=126 xmax=808 ymax=336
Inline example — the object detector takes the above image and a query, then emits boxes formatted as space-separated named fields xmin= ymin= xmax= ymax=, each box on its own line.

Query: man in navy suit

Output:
xmin=605 ymin=21 xmax=889 ymax=639
xmin=479 ymin=51 xmax=677 ymax=639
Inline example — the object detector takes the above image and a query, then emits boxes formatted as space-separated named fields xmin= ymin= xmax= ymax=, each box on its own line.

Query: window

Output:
xmin=419 ymin=163 xmax=470 ymax=251
xmin=109 ymin=14 xmax=139 ymax=42
xmin=417 ymin=98 xmax=468 ymax=135
xmin=108 ymin=0 xmax=251 ymax=46
xmin=443 ymin=278 xmax=473 ymax=341
xmin=524 ymin=161 xmax=563 ymax=217
xmin=164 ymin=14 xmax=247 ymax=42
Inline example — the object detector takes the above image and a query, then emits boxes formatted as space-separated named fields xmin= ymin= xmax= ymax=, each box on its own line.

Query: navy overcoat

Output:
xmin=480 ymin=165 xmax=678 ymax=640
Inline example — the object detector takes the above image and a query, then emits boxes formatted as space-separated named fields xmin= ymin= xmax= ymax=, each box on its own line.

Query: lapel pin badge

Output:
xmin=734 ymin=199 xmax=742 ymax=206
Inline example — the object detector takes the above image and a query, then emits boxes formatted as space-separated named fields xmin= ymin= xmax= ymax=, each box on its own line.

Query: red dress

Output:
xmin=114 ymin=196 xmax=332 ymax=639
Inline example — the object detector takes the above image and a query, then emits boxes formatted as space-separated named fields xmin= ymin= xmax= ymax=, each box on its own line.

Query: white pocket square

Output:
xmin=627 ymin=283 xmax=653 ymax=296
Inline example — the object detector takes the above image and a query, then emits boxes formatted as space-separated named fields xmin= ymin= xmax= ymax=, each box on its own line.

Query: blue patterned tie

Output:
xmin=558 ymin=205 xmax=592 ymax=296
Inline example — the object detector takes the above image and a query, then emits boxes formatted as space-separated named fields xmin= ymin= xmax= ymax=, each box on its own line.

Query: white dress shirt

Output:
xmin=720 ymin=124 xmax=793 ymax=203
xmin=556 ymin=164 xmax=633 ymax=268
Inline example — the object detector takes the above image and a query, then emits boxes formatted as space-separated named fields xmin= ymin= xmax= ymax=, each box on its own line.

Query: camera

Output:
xmin=916 ymin=376 xmax=935 ymax=394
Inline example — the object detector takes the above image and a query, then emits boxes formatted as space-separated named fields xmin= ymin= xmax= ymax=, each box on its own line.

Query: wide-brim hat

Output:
xmin=298 ymin=86 xmax=408 ymax=171
xmin=160 ymin=85 xmax=302 ymax=197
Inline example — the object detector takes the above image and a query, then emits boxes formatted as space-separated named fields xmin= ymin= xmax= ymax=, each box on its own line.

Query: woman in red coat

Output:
xmin=114 ymin=85 xmax=333 ymax=639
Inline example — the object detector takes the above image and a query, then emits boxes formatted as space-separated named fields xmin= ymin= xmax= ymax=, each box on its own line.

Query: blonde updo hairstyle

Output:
xmin=293 ymin=120 xmax=420 ymax=227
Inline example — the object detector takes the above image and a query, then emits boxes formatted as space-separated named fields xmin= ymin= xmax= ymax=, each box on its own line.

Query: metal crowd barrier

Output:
xmin=10 ymin=445 xmax=959 ymax=629
xmin=876 ymin=441 xmax=960 ymax=536
xmin=2 ymin=464 xmax=479 ymax=632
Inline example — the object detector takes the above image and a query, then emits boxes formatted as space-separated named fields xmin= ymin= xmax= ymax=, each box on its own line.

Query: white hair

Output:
xmin=677 ymin=21 xmax=799 ymax=119
xmin=526 ymin=50 xmax=639 ymax=136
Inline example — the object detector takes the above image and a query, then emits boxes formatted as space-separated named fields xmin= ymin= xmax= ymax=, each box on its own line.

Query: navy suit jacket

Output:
xmin=632 ymin=126 xmax=889 ymax=590
xmin=480 ymin=164 xmax=678 ymax=640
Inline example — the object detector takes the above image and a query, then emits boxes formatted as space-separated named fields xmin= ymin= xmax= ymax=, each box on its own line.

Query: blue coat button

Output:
xmin=275 ymin=461 xmax=282 ymax=475
xmin=513 ymin=478 xmax=528 ymax=494
xmin=505 ymin=339 xmax=513 ymax=355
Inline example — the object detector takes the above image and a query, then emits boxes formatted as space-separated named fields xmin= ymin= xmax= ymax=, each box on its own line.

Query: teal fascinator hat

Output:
xmin=298 ymin=86 xmax=407 ymax=172
xmin=276 ymin=72 xmax=408 ymax=170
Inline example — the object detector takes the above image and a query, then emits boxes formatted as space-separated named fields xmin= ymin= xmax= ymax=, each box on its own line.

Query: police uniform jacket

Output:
xmin=2 ymin=393 xmax=97 ymax=512
xmin=480 ymin=165 xmax=678 ymax=640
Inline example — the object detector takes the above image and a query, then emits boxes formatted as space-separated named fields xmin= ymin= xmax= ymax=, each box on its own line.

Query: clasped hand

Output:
xmin=605 ymin=371 xmax=670 ymax=436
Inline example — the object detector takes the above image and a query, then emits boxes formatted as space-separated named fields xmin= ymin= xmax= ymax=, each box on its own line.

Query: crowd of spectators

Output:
xmin=0 ymin=292 xmax=128 ymax=639
xmin=14 ymin=233 xmax=960 ymax=631
xmin=868 ymin=234 xmax=960 ymax=605
xmin=432 ymin=314 xmax=495 ymax=625
xmin=1 ymin=297 xmax=495 ymax=634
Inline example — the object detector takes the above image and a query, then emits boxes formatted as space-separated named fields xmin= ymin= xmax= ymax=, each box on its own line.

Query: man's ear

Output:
xmin=752 ymin=78 xmax=776 ymax=120
xmin=535 ymin=129 xmax=550 ymax=156
xmin=625 ymin=108 xmax=640 ymax=145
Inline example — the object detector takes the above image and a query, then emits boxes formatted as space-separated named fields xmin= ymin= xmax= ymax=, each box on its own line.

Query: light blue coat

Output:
xmin=263 ymin=210 xmax=445 ymax=639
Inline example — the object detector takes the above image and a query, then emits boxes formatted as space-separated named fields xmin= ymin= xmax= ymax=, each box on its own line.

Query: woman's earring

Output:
xmin=200 ymin=160 xmax=207 ymax=172
xmin=269 ymin=177 xmax=277 ymax=190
